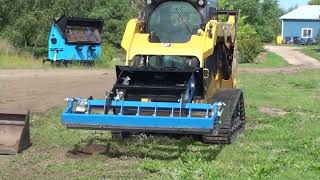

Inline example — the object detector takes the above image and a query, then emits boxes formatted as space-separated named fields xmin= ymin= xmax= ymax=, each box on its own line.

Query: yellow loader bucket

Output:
xmin=0 ymin=111 xmax=31 ymax=155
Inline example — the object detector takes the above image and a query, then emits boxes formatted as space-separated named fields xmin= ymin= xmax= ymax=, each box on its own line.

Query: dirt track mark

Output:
xmin=67 ymin=144 xmax=109 ymax=159
xmin=258 ymin=107 xmax=288 ymax=117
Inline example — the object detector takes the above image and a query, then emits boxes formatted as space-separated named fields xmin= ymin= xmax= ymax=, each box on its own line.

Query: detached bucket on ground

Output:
xmin=0 ymin=111 xmax=31 ymax=155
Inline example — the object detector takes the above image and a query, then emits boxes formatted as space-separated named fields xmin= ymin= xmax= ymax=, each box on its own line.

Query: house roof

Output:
xmin=280 ymin=5 xmax=320 ymax=20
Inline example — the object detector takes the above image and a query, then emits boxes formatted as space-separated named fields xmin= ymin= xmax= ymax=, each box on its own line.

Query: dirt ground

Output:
xmin=1 ymin=46 xmax=320 ymax=113
xmin=0 ymin=69 xmax=115 ymax=113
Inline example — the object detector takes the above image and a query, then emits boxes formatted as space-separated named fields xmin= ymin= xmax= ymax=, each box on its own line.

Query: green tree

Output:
xmin=130 ymin=0 xmax=145 ymax=16
xmin=1 ymin=0 xmax=100 ymax=50
xmin=237 ymin=17 xmax=263 ymax=63
xmin=309 ymin=0 xmax=320 ymax=5
xmin=4 ymin=11 xmax=43 ymax=47
xmin=218 ymin=0 xmax=283 ymax=62
xmin=259 ymin=0 xmax=283 ymax=42
xmin=1 ymin=0 xmax=138 ymax=50
xmin=0 ymin=0 xmax=283 ymax=61
xmin=51 ymin=0 xmax=96 ymax=17
xmin=219 ymin=0 xmax=283 ymax=43
xmin=90 ymin=0 xmax=137 ymax=47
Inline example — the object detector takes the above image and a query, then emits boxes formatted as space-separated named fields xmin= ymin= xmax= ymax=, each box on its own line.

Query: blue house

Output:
xmin=280 ymin=5 xmax=320 ymax=44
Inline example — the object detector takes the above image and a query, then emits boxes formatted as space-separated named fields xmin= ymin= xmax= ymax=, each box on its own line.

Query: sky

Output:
xmin=279 ymin=0 xmax=308 ymax=10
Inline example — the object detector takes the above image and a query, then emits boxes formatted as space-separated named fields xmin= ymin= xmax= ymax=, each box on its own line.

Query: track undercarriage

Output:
xmin=202 ymin=90 xmax=245 ymax=144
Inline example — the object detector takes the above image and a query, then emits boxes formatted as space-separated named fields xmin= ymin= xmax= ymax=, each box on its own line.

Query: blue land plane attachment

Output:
xmin=61 ymin=66 xmax=245 ymax=144
xmin=62 ymin=99 xmax=225 ymax=134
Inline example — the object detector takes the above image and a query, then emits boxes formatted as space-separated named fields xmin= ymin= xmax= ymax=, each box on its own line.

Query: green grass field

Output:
xmin=0 ymin=54 xmax=123 ymax=69
xmin=0 ymin=40 xmax=125 ymax=69
xmin=300 ymin=46 xmax=320 ymax=61
xmin=1 ymin=50 xmax=289 ymax=70
xmin=240 ymin=52 xmax=288 ymax=68
xmin=1 ymin=70 xmax=319 ymax=179
xmin=0 ymin=54 xmax=46 ymax=69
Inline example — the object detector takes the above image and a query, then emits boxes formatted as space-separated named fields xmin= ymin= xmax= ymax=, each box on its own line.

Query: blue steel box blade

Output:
xmin=61 ymin=98 xmax=226 ymax=134
xmin=47 ymin=16 xmax=104 ymax=64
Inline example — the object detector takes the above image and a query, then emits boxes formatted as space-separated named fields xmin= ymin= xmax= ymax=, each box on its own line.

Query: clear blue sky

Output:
xmin=279 ymin=0 xmax=308 ymax=10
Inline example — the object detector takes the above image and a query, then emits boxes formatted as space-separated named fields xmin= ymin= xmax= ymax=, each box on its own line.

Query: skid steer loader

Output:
xmin=61 ymin=0 xmax=245 ymax=144
xmin=0 ymin=111 xmax=31 ymax=155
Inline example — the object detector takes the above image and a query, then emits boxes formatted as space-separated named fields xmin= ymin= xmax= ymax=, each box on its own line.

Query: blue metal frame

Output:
xmin=61 ymin=99 xmax=222 ymax=132
xmin=48 ymin=25 xmax=102 ymax=62
xmin=184 ymin=74 xmax=196 ymax=103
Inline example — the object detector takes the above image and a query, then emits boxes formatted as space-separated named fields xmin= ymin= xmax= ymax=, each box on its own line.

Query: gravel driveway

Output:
xmin=265 ymin=45 xmax=320 ymax=67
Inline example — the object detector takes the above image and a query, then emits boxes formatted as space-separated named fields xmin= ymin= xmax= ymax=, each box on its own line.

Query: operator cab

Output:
xmin=148 ymin=1 xmax=202 ymax=43
xmin=146 ymin=0 xmax=217 ymax=43
xmin=133 ymin=0 xmax=217 ymax=69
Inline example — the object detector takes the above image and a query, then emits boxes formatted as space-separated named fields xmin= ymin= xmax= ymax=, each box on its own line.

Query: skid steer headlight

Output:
xmin=198 ymin=0 xmax=205 ymax=6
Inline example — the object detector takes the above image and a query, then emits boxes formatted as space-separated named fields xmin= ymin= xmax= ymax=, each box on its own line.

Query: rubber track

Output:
xmin=202 ymin=90 xmax=245 ymax=144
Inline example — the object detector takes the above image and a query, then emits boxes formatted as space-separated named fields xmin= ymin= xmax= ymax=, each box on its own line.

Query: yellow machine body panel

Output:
xmin=121 ymin=13 xmax=238 ymax=102
xmin=122 ymin=19 xmax=221 ymax=67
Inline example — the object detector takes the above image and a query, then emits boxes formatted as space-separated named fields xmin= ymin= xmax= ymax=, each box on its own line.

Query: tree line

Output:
xmin=0 ymin=0 xmax=284 ymax=63
xmin=309 ymin=0 xmax=320 ymax=5
xmin=0 ymin=0 xmax=139 ymax=49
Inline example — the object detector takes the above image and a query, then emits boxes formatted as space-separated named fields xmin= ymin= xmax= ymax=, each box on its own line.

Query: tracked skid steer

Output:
xmin=61 ymin=0 xmax=246 ymax=144
xmin=0 ymin=111 xmax=31 ymax=155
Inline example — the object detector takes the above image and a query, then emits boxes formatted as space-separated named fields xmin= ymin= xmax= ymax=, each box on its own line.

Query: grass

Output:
xmin=0 ymin=54 xmax=46 ymax=69
xmin=1 ymin=70 xmax=320 ymax=179
xmin=0 ymin=39 xmax=125 ymax=69
xmin=0 ymin=53 xmax=124 ymax=69
xmin=300 ymin=46 xmax=320 ymax=61
xmin=1 ymin=49 xmax=288 ymax=70
xmin=240 ymin=52 xmax=288 ymax=68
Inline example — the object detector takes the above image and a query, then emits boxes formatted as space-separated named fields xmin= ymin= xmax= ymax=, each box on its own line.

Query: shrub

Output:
xmin=90 ymin=0 xmax=137 ymax=47
xmin=24 ymin=46 xmax=48 ymax=58
xmin=102 ymin=43 xmax=115 ymax=62
xmin=0 ymin=39 xmax=16 ymax=55
xmin=237 ymin=17 xmax=264 ymax=63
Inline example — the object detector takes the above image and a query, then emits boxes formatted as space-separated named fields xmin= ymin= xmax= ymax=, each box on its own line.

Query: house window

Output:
xmin=302 ymin=28 xmax=312 ymax=38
